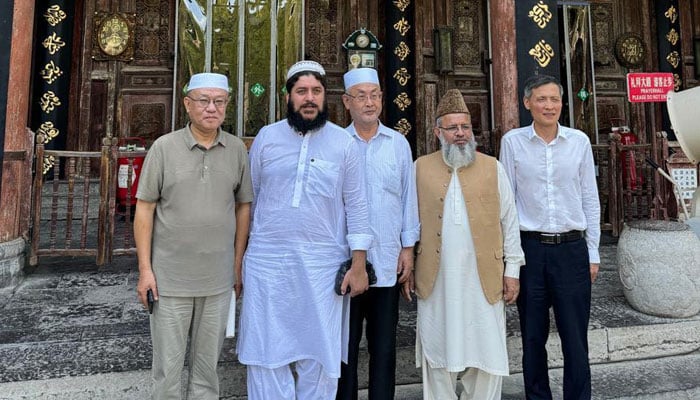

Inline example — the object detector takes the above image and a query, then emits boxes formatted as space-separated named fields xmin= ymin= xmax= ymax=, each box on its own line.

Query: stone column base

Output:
xmin=0 ymin=237 xmax=26 ymax=289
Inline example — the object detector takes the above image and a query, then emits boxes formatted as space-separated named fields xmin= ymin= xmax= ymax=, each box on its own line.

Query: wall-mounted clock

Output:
xmin=356 ymin=34 xmax=370 ymax=48
xmin=92 ymin=12 xmax=135 ymax=61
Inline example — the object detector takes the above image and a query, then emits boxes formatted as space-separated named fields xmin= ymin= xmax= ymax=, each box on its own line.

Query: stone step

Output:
xmin=1 ymin=244 xmax=700 ymax=398
xmin=1 ymin=351 xmax=699 ymax=399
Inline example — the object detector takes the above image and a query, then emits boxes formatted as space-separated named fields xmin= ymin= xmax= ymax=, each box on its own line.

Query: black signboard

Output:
xmin=385 ymin=0 xmax=416 ymax=157
xmin=515 ymin=0 xmax=561 ymax=126
xmin=656 ymin=0 xmax=683 ymax=139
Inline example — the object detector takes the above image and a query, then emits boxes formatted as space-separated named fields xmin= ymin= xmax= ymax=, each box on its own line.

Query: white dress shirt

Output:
xmin=499 ymin=123 xmax=601 ymax=263
xmin=348 ymin=122 xmax=421 ymax=287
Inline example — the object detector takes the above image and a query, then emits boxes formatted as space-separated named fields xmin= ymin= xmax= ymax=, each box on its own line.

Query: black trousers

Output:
xmin=518 ymin=234 xmax=592 ymax=400
xmin=336 ymin=284 xmax=400 ymax=400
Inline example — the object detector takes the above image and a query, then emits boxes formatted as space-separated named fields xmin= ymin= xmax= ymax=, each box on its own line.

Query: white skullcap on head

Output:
xmin=186 ymin=73 xmax=230 ymax=93
xmin=343 ymin=68 xmax=380 ymax=91
xmin=286 ymin=60 xmax=326 ymax=80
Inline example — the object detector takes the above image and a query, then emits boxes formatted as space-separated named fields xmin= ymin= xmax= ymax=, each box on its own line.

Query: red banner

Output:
xmin=627 ymin=72 xmax=675 ymax=103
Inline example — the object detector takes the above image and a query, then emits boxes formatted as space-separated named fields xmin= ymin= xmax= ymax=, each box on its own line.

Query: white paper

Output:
xmin=225 ymin=291 xmax=236 ymax=338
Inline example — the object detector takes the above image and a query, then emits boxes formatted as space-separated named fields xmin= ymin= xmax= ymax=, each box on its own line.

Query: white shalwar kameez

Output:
xmin=416 ymin=163 xmax=524 ymax=400
xmin=237 ymin=120 xmax=372 ymax=400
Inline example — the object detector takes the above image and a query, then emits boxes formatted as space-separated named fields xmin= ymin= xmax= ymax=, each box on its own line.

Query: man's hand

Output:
xmin=590 ymin=263 xmax=599 ymax=283
xmin=137 ymin=268 xmax=158 ymax=310
xmin=341 ymin=258 xmax=369 ymax=297
xmin=234 ymin=264 xmax=243 ymax=300
xmin=401 ymin=273 xmax=414 ymax=302
xmin=503 ymin=276 xmax=520 ymax=305
xmin=397 ymin=247 xmax=414 ymax=284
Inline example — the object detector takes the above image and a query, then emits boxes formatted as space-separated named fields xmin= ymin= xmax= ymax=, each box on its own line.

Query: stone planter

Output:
xmin=617 ymin=220 xmax=700 ymax=318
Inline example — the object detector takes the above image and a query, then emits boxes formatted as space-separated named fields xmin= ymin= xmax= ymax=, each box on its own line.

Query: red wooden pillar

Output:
xmin=489 ymin=0 xmax=519 ymax=155
xmin=1 ymin=1 xmax=36 ymax=286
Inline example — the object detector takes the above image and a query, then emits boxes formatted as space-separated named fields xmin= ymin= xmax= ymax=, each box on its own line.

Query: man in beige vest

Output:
xmin=413 ymin=89 xmax=525 ymax=400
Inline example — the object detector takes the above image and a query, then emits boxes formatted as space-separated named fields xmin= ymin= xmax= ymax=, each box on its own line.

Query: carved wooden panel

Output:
xmin=306 ymin=0 xmax=341 ymax=68
xmin=591 ymin=2 xmax=618 ymax=71
xmin=453 ymin=0 xmax=483 ymax=68
xmin=133 ymin=0 xmax=173 ymax=66
xmin=120 ymin=94 xmax=171 ymax=144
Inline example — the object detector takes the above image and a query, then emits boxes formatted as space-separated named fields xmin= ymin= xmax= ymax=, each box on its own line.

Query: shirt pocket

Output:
xmin=307 ymin=158 xmax=340 ymax=198
xmin=380 ymin=163 xmax=401 ymax=195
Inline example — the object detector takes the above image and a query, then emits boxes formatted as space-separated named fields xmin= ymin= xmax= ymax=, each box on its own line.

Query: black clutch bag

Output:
xmin=334 ymin=259 xmax=377 ymax=296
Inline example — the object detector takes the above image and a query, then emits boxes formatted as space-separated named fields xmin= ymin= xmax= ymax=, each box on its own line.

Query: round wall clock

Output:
xmin=356 ymin=34 xmax=370 ymax=48
xmin=98 ymin=14 xmax=131 ymax=56
xmin=615 ymin=33 xmax=646 ymax=69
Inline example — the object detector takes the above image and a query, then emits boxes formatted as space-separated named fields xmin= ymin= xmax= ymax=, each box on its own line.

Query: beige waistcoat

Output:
xmin=414 ymin=151 xmax=504 ymax=304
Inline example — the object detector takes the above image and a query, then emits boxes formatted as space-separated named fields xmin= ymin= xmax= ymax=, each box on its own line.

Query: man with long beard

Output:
xmin=237 ymin=60 xmax=373 ymax=400
xmin=413 ymin=89 xmax=525 ymax=400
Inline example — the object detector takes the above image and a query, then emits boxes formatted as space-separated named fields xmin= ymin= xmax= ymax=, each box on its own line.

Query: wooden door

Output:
xmin=75 ymin=0 xmax=174 ymax=152
xmin=413 ymin=0 xmax=493 ymax=157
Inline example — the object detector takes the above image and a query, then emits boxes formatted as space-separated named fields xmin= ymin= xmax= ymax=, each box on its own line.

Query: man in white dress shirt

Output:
xmin=336 ymin=68 xmax=420 ymax=400
xmin=414 ymin=89 xmax=525 ymax=400
xmin=499 ymin=74 xmax=600 ymax=400
xmin=237 ymin=60 xmax=373 ymax=400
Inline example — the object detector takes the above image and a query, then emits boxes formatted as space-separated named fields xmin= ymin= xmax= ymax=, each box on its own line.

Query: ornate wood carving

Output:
xmin=453 ymin=0 xmax=482 ymax=67
xmin=91 ymin=12 xmax=136 ymax=62
xmin=120 ymin=92 xmax=171 ymax=143
xmin=128 ymin=103 xmax=166 ymax=142
xmin=306 ymin=0 xmax=340 ymax=67
xmin=592 ymin=3 xmax=617 ymax=70
xmin=134 ymin=0 xmax=172 ymax=66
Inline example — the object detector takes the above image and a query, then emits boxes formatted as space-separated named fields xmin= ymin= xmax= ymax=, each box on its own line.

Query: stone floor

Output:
xmin=1 ymin=234 xmax=699 ymax=398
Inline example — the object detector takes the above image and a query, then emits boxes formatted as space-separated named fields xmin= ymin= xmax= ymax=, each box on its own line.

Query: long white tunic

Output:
xmin=416 ymin=163 xmax=524 ymax=375
xmin=237 ymin=120 xmax=372 ymax=379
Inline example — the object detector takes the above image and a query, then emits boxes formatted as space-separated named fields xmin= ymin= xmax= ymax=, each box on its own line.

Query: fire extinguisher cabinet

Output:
xmin=116 ymin=137 xmax=147 ymax=208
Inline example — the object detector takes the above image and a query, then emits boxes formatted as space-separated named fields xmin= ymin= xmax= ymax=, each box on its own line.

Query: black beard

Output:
xmin=287 ymin=100 xmax=328 ymax=134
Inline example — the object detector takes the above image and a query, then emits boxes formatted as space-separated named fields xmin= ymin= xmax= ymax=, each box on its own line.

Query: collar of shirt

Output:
xmin=527 ymin=123 xmax=571 ymax=144
xmin=347 ymin=121 xmax=393 ymax=143
xmin=183 ymin=124 xmax=226 ymax=150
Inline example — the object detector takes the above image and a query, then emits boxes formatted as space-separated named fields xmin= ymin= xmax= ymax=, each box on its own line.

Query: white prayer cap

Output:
xmin=286 ymin=60 xmax=326 ymax=80
xmin=343 ymin=68 xmax=380 ymax=91
xmin=185 ymin=73 xmax=230 ymax=93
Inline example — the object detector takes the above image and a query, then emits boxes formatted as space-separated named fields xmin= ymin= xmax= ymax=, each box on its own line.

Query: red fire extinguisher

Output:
xmin=116 ymin=137 xmax=147 ymax=208
xmin=619 ymin=126 xmax=641 ymax=190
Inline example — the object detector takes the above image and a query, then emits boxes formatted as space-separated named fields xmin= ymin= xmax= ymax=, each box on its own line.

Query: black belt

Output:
xmin=521 ymin=230 xmax=585 ymax=245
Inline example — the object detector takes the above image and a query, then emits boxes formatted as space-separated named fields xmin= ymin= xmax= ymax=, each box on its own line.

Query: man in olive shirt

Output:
xmin=134 ymin=73 xmax=253 ymax=400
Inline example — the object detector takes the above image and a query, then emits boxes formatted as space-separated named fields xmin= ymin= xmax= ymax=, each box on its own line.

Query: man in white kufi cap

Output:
xmin=335 ymin=68 xmax=420 ymax=400
xmin=237 ymin=61 xmax=372 ymax=399
xmin=135 ymin=72 xmax=253 ymax=399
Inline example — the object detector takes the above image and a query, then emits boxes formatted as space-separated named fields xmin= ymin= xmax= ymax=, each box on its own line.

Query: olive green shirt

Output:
xmin=137 ymin=126 xmax=253 ymax=296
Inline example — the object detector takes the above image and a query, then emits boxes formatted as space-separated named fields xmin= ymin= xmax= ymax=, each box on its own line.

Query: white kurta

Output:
xmin=416 ymin=164 xmax=524 ymax=376
xmin=237 ymin=121 xmax=372 ymax=380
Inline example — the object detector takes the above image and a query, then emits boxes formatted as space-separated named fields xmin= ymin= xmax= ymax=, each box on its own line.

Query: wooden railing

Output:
xmin=594 ymin=133 xmax=671 ymax=236
xmin=29 ymin=135 xmax=145 ymax=266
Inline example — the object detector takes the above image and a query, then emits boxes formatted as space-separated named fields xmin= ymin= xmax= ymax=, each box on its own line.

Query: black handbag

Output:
xmin=334 ymin=259 xmax=377 ymax=296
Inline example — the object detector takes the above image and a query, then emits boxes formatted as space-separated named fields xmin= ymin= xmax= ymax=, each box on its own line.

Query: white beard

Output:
xmin=439 ymin=135 xmax=477 ymax=169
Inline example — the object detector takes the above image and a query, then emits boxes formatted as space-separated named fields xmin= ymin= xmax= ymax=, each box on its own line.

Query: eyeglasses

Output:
xmin=438 ymin=124 xmax=472 ymax=134
xmin=345 ymin=92 xmax=382 ymax=103
xmin=187 ymin=96 xmax=229 ymax=109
